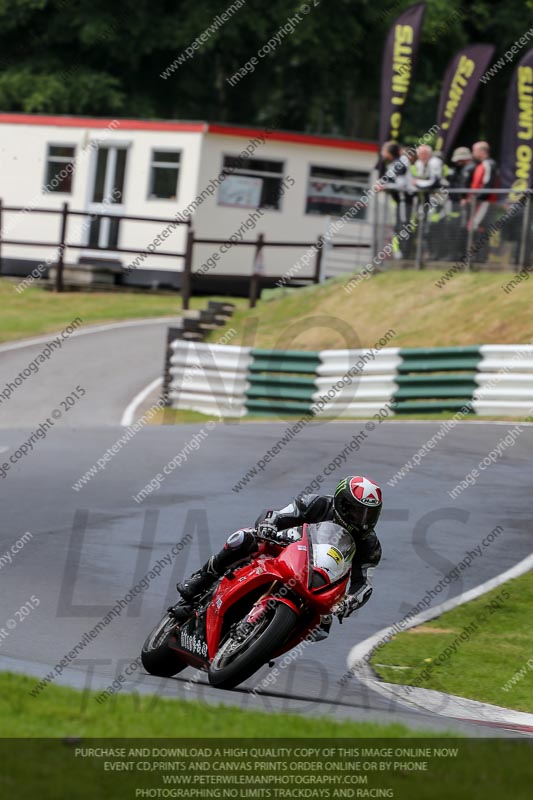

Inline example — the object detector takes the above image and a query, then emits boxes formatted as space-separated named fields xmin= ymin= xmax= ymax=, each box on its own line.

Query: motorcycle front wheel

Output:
xmin=141 ymin=612 xmax=187 ymax=677
xmin=208 ymin=602 xmax=297 ymax=690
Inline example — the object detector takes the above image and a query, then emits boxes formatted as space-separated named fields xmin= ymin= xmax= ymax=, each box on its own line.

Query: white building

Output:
xmin=0 ymin=112 xmax=378 ymax=290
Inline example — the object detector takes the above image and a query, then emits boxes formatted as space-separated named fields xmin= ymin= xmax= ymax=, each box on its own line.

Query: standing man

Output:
xmin=412 ymin=144 xmax=444 ymax=257
xmin=449 ymin=147 xmax=475 ymax=209
xmin=461 ymin=141 xmax=499 ymax=263
xmin=412 ymin=144 xmax=443 ymax=194
xmin=447 ymin=146 xmax=475 ymax=259
xmin=379 ymin=141 xmax=415 ymax=259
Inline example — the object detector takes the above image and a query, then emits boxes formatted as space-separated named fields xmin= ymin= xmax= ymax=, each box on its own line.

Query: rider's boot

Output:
xmin=170 ymin=558 xmax=221 ymax=623
xmin=177 ymin=557 xmax=219 ymax=602
xmin=169 ymin=602 xmax=194 ymax=623
xmin=177 ymin=529 xmax=258 ymax=603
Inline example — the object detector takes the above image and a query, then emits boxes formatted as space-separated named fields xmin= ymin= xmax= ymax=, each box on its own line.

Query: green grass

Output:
xmin=156 ymin=409 xmax=533 ymax=425
xmin=211 ymin=271 xmax=533 ymax=350
xmin=0 ymin=277 xmax=244 ymax=343
xmin=370 ymin=571 xmax=533 ymax=713
xmin=2 ymin=674 xmax=533 ymax=799
xmin=4 ymin=270 xmax=532 ymax=351
xmin=0 ymin=670 xmax=426 ymax=738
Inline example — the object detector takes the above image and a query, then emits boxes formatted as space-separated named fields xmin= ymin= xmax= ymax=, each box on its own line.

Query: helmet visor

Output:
xmin=335 ymin=494 xmax=381 ymax=532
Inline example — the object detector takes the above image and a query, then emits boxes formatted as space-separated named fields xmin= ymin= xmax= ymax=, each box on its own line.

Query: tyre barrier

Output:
xmin=165 ymin=341 xmax=533 ymax=418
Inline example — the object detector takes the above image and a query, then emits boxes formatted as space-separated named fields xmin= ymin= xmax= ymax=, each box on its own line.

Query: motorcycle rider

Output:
xmin=174 ymin=476 xmax=383 ymax=638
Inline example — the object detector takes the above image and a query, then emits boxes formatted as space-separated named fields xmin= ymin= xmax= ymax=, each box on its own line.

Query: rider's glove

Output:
xmin=256 ymin=511 xmax=280 ymax=541
xmin=257 ymin=522 xmax=278 ymax=541
xmin=334 ymin=595 xmax=359 ymax=623
xmin=335 ymin=585 xmax=372 ymax=623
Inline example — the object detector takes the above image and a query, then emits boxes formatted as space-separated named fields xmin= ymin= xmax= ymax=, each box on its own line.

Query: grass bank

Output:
xmin=211 ymin=271 xmax=533 ymax=350
xmin=370 ymin=571 xmax=533 ymax=713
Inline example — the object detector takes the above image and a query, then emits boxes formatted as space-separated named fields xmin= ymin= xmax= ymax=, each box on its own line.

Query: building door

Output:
xmin=86 ymin=145 xmax=128 ymax=252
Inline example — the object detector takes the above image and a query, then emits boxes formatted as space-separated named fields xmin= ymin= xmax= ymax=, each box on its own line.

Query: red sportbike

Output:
xmin=141 ymin=521 xmax=356 ymax=689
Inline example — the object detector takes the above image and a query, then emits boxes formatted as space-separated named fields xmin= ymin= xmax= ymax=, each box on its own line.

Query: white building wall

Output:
xmin=0 ymin=117 xmax=377 ymax=279
xmin=192 ymin=132 xmax=376 ymax=279
xmin=110 ymin=127 xmax=203 ymax=271
xmin=0 ymin=120 xmax=204 ymax=272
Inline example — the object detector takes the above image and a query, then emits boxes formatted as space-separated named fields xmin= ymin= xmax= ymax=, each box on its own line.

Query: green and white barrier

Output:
xmin=246 ymin=349 xmax=321 ymax=415
xmin=473 ymin=345 xmax=533 ymax=416
xmin=169 ymin=342 xmax=252 ymax=417
xmin=167 ymin=339 xmax=533 ymax=418
xmin=313 ymin=348 xmax=401 ymax=417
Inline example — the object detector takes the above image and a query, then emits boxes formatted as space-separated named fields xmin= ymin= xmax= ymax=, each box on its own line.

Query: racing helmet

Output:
xmin=333 ymin=476 xmax=382 ymax=535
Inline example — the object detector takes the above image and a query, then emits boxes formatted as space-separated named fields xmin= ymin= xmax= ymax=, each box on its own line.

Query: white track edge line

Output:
xmin=0 ymin=317 xmax=179 ymax=354
xmin=121 ymin=377 xmax=163 ymax=427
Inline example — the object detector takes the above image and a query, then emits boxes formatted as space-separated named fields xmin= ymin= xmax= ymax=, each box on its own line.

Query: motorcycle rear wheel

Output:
xmin=208 ymin=602 xmax=297 ymax=690
xmin=141 ymin=612 xmax=187 ymax=677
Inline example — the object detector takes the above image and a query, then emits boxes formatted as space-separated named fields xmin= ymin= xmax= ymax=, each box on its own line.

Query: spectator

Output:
xmin=463 ymin=141 xmax=499 ymax=261
xmin=446 ymin=146 xmax=475 ymax=260
xmin=379 ymin=141 xmax=415 ymax=259
xmin=449 ymin=146 xmax=475 ymax=208
xmin=412 ymin=144 xmax=444 ymax=258
xmin=412 ymin=144 xmax=443 ymax=193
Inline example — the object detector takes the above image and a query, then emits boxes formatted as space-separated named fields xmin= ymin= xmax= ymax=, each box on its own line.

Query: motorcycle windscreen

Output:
xmin=306 ymin=522 xmax=355 ymax=584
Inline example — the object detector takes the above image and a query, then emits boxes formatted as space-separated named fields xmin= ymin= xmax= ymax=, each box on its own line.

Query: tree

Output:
xmin=0 ymin=0 xmax=530 ymax=151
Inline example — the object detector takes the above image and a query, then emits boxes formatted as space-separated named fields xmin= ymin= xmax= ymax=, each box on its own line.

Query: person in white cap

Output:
xmin=449 ymin=147 xmax=475 ymax=211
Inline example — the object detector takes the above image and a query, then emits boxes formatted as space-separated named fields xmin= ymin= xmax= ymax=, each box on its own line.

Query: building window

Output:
xmin=306 ymin=165 xmax=370 ymax=219
xmin=148 ymin=151 xmax=181 ymax=199
xmin=219 ymin=156 xmax=285 ymax=210
xmin=44 ymin=145 xmax=76 ymax=193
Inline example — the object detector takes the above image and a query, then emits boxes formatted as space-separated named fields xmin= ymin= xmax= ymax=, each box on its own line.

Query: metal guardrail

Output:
xmin=166 ymin=341 xmax=533 ymax=418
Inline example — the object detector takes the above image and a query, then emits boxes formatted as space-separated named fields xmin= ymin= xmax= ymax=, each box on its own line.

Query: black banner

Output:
xmin=434 ymin=44 xmax=496 ymax=158
xmin=500 ymin=48 xmax=533 ymax=202
xmin=379 ymin=2 xmax=426 ymax=145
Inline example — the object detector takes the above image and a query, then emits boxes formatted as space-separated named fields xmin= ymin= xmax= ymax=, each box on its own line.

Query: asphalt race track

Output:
xmin=1 ymin=322 xmax=532 ymax=735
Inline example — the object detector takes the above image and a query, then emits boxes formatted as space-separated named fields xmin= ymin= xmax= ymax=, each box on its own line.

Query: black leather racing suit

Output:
xmin=200 ymin=494 xmax=382 ymax=614
xmin=380 ymin=155 xmax=415 ymax=258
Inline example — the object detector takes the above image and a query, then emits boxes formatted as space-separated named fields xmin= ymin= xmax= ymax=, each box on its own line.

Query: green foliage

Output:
xmin=0 ymin=0 xmax=531 ymax=145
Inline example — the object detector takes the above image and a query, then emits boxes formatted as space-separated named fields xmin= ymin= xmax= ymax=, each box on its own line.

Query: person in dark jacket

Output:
xmin=446 ymin=146 xmax=475 ymax=260
xmin=448 ymin=146 xmax=475 ymax=209
xmin=175 ymin=476 xmax=383 ymax=639
xmin=379 ymin=141 xmax=415 ymax=258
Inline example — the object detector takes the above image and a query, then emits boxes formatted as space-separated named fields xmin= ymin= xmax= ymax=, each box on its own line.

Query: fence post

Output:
xmin=313 ymin=235 xmax=324 ymax=283
xmin=518 ymin=192 xmax=532 ymax=269
xmin=249 ymin=233 xmax=264 ymax=309
xmin=371 ymin=191 xmax=379 ymax=263
xmin=414 ymin=201 xmax=424 ymax=270
xmin=55 ymin=201 xmax=69 ymax=292
xmin=381 ymin=192 xmax=389 ymax=255
xmin=0 ymin=198 xmax=3 ymax=275
xmin=181 ymin=225 xmax=194 ymax=311
xmin=465 ymin=200 xmax=476 ymax=272
xmin=161 ymin=325 xmax=182 ymax=424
